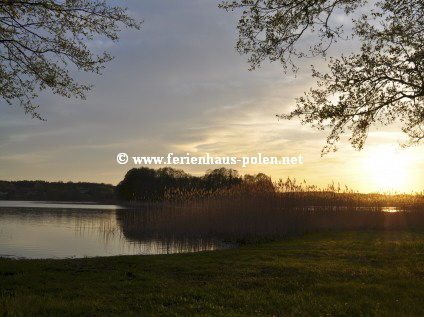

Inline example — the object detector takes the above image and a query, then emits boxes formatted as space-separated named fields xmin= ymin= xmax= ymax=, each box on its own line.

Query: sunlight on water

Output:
xmin=381 ymin=207 xmax=401 ymax=213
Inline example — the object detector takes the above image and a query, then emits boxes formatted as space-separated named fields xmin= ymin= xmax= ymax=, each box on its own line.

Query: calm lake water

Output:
xmin=0 ymin=201 xmax=226 ymax=259
xmin=0 ymin=201 xmax=406 ymax=259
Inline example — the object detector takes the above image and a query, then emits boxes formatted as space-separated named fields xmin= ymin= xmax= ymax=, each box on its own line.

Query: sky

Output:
xmin=1 ymin=0 xmax=423 ymax=193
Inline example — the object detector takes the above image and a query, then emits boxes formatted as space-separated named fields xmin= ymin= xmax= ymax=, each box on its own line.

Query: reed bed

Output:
xmin=117 ymin=178 xmax=424 ymax=243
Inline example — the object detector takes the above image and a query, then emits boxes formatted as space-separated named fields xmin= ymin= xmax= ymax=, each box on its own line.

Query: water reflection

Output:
xmin=381 ymin=207 xmax=401 ymax=213
xmin=290 ymin=206 xmax=405 ymax=212
xmin=115 ymin=208 xmax=227 ymax=254
xmin=0 ymin=201 xmax=411 ymax=259
xmin=0 ymin=200 xmax=123 ymax=209
xmin=0 ymin=202 xmax=226 ymax=259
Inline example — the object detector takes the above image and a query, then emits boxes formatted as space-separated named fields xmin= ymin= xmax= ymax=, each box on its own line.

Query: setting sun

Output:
xmin=363 ymin=146 xmax=410 ymax=192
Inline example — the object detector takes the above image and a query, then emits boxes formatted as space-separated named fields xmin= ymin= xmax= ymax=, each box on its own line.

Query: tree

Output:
xmin=117 ymin=167 xmax=158 ymax=201
xmin=243 ymin=173 xmax=275 ymax=193
xmin=204 ymin=168 xmax=242 ymax=190
xmin=220 ymin=0 xmax=424 ymax=153
xmin=0 ymin=0 xmax=141 ymax=119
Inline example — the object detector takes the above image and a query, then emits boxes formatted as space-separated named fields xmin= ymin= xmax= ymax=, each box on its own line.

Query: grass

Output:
xmin=1 ymin=230 xmax=424 ymax=316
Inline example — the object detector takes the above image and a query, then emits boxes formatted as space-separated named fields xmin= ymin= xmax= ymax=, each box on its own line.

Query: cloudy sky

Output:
xmin=1 ymin=0 xmax=423 ymax=193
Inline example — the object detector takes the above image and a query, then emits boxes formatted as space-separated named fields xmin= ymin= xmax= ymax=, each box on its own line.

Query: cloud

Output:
xmin=1 ymin=0 xmax=423 ymax=193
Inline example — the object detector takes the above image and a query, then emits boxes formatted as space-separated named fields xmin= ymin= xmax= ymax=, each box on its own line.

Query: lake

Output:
xmin=0 ymin=200 xmax=409 ymax=259
xmin=0 ymin=201 xmax=226 ymax=259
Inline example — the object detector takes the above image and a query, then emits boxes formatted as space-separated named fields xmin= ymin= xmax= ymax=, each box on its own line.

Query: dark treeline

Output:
xmin=2 ymin=167 xmax=424 ymax=206
xmin=116 ymin=167 xmax=273 ymax=201
xmin=0 ymin=181 xmax=115 ymax=202
xmin=0 ymin=167 xmax=273 ymax=202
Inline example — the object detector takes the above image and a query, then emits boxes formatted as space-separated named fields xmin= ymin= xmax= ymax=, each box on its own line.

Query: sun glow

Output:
xmin=363 ymin=146 xmax=410 ymax=192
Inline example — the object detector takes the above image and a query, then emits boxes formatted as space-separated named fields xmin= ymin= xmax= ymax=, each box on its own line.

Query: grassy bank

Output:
xmin=1 ymin=231 xmax=424 ymax=317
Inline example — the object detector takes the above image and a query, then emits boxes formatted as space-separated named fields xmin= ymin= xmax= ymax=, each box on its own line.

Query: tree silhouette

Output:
xmin=204 ymin=168 xmax=242 ymax=190
xmin=221 ymin=0 xmax=424 ymax=153
xmin=0 ymin=0 xmax=141 ymax=119
xmin=116 ymin=167 xmax=245 ymax=202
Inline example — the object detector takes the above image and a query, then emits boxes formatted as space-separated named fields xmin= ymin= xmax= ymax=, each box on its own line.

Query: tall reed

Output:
xmin=117 ymin=178 xmax=424 ymax=243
